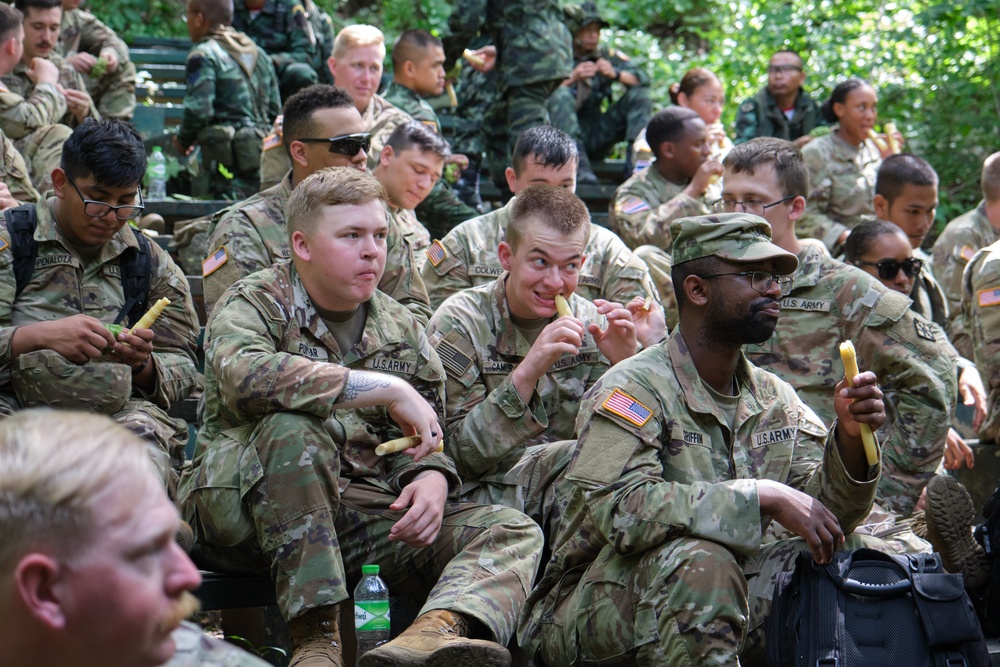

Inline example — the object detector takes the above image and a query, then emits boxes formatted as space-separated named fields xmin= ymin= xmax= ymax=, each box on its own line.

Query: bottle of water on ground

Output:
xmin=354 ymin=564 xmax=390 ymax=664
xmin=146 ymin=146 xmax=168 ymax=199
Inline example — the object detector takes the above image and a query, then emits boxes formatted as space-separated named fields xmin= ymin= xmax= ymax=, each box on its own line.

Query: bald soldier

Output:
xmin=519 ymin=213 xmax=886 ymax=666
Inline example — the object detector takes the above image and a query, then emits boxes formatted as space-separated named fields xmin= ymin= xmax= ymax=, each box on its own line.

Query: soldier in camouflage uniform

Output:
xmin=427 ymin=186 xmax=639 ymax=537
xmin=178 ymin=168 xmax=543 ymax=667
xmin=0 ymin=125 xmax=41 ymax=206
xmin=203 ymin=85 xmax=432 ymax=326
xmin=548 ymin=1 xmax=651 ymax=182
xmin=383 ymin=29 xmax=476 ymax=240
xmin=0 ymin=119 xmax=200 ymax=487
xmin=0 ymin=410 xmax=269 ymax=667
xmin=963 ymin=238 xmax=1000 ymax=445
xmin=57 ymin=0 xmax=136 ymax=120
xmin=233 ymin=0 xmax=317 ymax=101
xmin=933 ymin=151 xmax=1000 ymax=359
xmin=421 ymin=125 xmax=666 ymax=346
xmin=176 ymin=0 xmax=280 ymax=201
xmin=722 ymin=138 xmax=957 ymax=519
xmin=733 ymin=50 xmax=826 ymax=147
xmin=519 ymin=214 xmax=886 ymax=666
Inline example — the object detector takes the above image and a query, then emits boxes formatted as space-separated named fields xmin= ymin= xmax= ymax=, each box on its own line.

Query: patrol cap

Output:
xmin=670 ymin=212 xmax=799 ymax=275
xmin=566 ymin=1 xmax=609 ymax=34
xmin=12 ymin=350 xmax=132 ymax=414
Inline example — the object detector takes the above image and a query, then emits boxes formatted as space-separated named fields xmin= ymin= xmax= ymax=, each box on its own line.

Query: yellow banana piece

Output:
xmin=839 ymin=340 xmax=878 ymax=466
xmin=132 ymin=297 xmax=171 ymax=330
xmin=375 ymin=435 xmax=443 ymax=456
xmin=554 ymin=294 xmax=572 ymax=318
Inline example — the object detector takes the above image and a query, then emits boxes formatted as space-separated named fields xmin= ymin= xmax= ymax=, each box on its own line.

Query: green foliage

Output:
xmin=105 ymin=0 xmax=187 ymax=39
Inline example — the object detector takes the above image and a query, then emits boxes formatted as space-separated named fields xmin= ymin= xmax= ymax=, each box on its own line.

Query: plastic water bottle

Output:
xmin=146 ymin=146 xmax=168 ymax=199
xmin=354 ymin=564 xmax=390 ymax=664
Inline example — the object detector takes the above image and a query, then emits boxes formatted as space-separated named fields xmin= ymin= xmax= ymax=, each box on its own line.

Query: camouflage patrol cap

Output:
xmin=12 ymin=350 xmax=132 ymax=414
xmin=566 ymin=1 xmax=609 ymax=34
xmin=670 ymin=212 xmax=799 ymax=275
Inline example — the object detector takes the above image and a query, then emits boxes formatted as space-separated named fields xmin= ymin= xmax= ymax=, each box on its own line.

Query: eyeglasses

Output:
xmin=767 ymin=64 xmax=803 ymax=74
xmin=699 ymin=270 xmax=795 ymax=296
xmin=711 ymin=195 xmax=796 ymax=217
xmin=65 ymin=174 xmax=145 ymax=220
xmin=853 ymin=257 xmax=923 ymax=280
xmin=297 ymin=132 xmax=371 ymax=156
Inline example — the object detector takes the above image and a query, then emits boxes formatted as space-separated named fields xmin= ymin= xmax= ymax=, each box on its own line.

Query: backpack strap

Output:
xmin=4 ymin=204 xmax=40 ymax=299
xmin=113 ymin=226 xmax=152 ymax=326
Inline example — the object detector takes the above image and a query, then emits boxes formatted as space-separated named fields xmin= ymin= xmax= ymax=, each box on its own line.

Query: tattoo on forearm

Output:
xmin=338 ymin=370 xmax=391 ymax=402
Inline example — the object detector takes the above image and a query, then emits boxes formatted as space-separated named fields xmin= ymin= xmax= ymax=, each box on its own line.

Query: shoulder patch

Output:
xmin=601 ymin=388 xmax=653 ymax=427
xmin=0 ymin=237 xmax=7 ymax=253
xmin=960 ymin=245 xmax=977 ymax=262
xmin=913 ymin=318 xmax=937 ymax=342
xmin=185 ymin=55 xmax=204 ymax=88
xmin=426 ymin=239 xmax=447 ymax=267
xmin=421 ymin=119 xmax=439 ymax=133
xmin=435 ymin=331 xmax=473 ymax=377
xmin=262 ymin=132 xmax=282 ymax=152
xmin=616 ymin=195 xmax=650 ymax=216
xmin=202 ymin=246 xmax=228 ymax=277
xmin=978 ymin=286 xmax=1000 ymax=308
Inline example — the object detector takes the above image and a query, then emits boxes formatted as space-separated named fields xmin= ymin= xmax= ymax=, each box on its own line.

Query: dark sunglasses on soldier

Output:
xmin=854 ymin=257 xmax=923 ymax=280
xmin=297 ymin=132 xmax=372 ymax=156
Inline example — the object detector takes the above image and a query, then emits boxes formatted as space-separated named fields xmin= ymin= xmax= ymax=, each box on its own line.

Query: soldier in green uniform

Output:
xmin=178 ymin=167 xmax=543 ymax=667
xmin=426 ymin=185 xmax=638 ymax=536
xmin=383 ymin=29 xmax=476 ymax=240
xmin=233 ymin=0 xmax=318 ymax=101
xmin=421 ymin=125 xmax=666 ymax=346
xmin=176 ymin=0 xmax=281 ymax=200
xmin=0 ymin=410 xmax=270 ymax=667
xmin=964 ymin=238 xmax=1000 ymax=446
xmin=519 ymin=213 xmax=887 ymax=666
xmin=202 ymin=84 xmax=433 ymax=325
xmin=933 ymin=151 xmax=1000 ymax=359
xmin=57 ymin=0 xmax=136 ymax=120
xmin=0 ymin=118 xmax=200 ymax=489
xmin=548 ymin=1 xmax=651 ymax=182
xmin=733 ymin=50 xmax=826 ymax=147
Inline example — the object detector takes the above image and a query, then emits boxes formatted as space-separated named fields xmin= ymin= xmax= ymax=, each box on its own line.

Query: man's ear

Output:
xmin=504 ymin=167 xmax=518 ymax=193
xmin=659 ymin=141 xmax=675 ymax=161
xmin=51 ymin=168 xmax=66 ymax=198
xmin=401 ymin=59 xmax=416 ymax=81
xmin=787 ymin=195 xmax=807 ymax=222
xmin=379 ymin=144 xmax=394 ymax=168
xmin=873 ymin=193 xmax=890 ymax=219
xmin=498 ymin=241 xmax=513 ymax=271
xmin=15 ymin=554 xmax=67 ymax=630
xmin=327 ymin=56 xmax=337 ymax=78
xmin=288 ymin=141 xmax=309 ymax=168
xmin=291 ymin=229 xmax=311 ymax=262
xmin=683 ymin=274 xmax=710 ymax=307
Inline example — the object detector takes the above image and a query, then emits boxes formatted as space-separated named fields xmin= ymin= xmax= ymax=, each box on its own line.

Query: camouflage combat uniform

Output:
xmin=931 ymin=202 xmax=1000 ymax=359
xmin=547 ymin=44 xmax=651 ymax=160
xmin=180 ymin=27 xmax=281 ymax=200
xmin=202 ymin=173 xmax=433 ymax=324
xmin=0 ymin=198 xmax=201 ymax=482
xmin=178 ymin=261 xmax=543 ymax=639
xmin=745 ymin=243 xmax=957 ymax=517
xmin=391 ymin=205 xmax=432 ymax=273
xmin=799 ymin=130 xmax=881 ymax=252
xmin=0 ymin=128 xmax=40 ymax=205
xmin=420 ymin=197 xmax=659 ymax=312
xmin=426 ymin=279 xmax=610 ymax=533
xmin=963 ymin=239 xmax=1000 ymax=443
xmin=57 ymin=7 xmax=137 ymax=120
xmin=518 ymin=329 xmax=879 ymax=665
xmin=233 ymin=0 xmax=318 ymax=100
xmin=733 ymin=87 xmax=825 ymax=145
xmin=382 ymin=81 xmax=477 ymax=240
xmin=3 ymin=52 xmax=99 ymax=128
xmin=166 ymin=622 xmax=270 ymax=666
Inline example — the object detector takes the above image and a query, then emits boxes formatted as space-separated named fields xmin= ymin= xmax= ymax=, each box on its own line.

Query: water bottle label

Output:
xmin=150 ymin=165 xmax=167 ymax=178
xmin=354 ymin=600 xmax=390 ymax=631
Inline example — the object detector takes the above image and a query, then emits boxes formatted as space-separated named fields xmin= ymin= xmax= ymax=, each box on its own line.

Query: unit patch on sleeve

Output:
xmin=202 ymin=246 xmax=228 ymax=277
xmin=426 ymin=240 xmax=447 ymax=267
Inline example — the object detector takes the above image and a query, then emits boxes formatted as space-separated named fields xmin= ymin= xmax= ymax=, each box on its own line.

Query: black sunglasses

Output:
xmin=297 ymin=132 xmax=371 ymax=156
xmin=854 ymin=257 xmax=923 ymax=280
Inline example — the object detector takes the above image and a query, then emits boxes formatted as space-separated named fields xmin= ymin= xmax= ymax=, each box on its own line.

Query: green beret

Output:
xmin=670 ymin=212 xmax=799 ymax=275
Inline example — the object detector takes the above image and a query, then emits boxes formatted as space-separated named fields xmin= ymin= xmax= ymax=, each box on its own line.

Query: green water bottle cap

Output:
xmin=362 ymin=564 xmax=380 ymax=575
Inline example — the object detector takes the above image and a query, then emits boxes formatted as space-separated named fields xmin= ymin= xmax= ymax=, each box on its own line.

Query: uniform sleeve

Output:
xmin=178 ymin=49 xmax=216 ymax=148
xmin=77 ymin=13 xmax=129 ymax=65
xmin=0 ymin=132 xmax=41 ymax=204
xmin=609 ymin=183 xmax=704 ymax=250
xmin=0 ymin=232 xmax=18 ymax=383
xmin=379 ymin=215 xmax=433 ymax=326
xmin=798 ymin=141 xmax=851 ymax=252
xmin=733 ymin=98 xmax=759 ymax=146
xmin=202 ymin=209 xmax=272 ymax=316
xmin=258 ymin=50 xmax=282 ymax=122
xmin=595 ymin=232 xmax=659 ymax=306
xmin=0 ymin=84 xmax=68 ymax=139
xmin=267 ymin=3 xmax=318 ymax=71
xmin=932 ymin=230 xmax=975 ymax=358
xmin=965 ymin=251 xmax=1000 ymax=442
xmin=611 ymin=50 xmax=649 ymax=86
xmin=421 ymin=233 xmax=475 ymax=311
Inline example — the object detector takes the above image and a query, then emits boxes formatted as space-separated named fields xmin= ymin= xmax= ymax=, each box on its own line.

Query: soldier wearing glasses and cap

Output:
xmin=519 ymin=212 xmax=887 ymax=666
xmin=0 ymin=118 xmax=200 ymax=490
xmin=202 ymin=84 xmax=433 ymax=325
xmin=733 ymin=50 xmax=826 ymax=147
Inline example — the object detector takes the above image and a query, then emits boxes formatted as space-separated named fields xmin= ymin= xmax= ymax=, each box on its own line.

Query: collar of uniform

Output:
xmin=384 ymin=81 xmax=419 ymax=104
xmin=791 ymin=241 xmax=826 ymax=289
xmin=279 ymin=171 xmax=293 ymax=199
xmin=643 ymin=162 xmax=686 ymax=196
xmin=36 ymin=195 xmax=141 ymax=261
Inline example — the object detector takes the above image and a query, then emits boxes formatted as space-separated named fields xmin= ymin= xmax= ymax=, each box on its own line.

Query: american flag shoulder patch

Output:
xmin=202 ymin=246 xmax=228 ymax=277
xmin=617 ymin=195 xmax=650 ymax=216
xmin=435 ymin=337 xmax=473 ymax=376
xmin=978 ymin=286 xmax=1000 ymax=308
xmin=262 ymin=132 xmax=282 ymax=151
xmin=960 ymin=245 xmax=976 ymax=262
xmin=0 ymin=237 xmax=8 ymax=253
xmin=601 ymin=388 xmax=653 ymax=427
xmin=426 ymin=240 xmax=447 ymax=267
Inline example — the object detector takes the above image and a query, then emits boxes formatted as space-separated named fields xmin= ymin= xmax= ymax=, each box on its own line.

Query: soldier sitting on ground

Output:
xmin=233 ymin=0 xmax=318 ymax=101
xmin=202 ymin=84 xmax=432 ymax=325
xmin=175 ymin=0 xmax=281 ymax=200
xmin=0 ymin=118 xmax=201 ymax=491
xmin=57 ymin=0 xmax=136 ymax=120
xmin=0 ymin=410 xmax=271 ymax=667
xmin=421 ymin=125 xmax=666 ymax=344
xmin=179 ymin=167 xmax=544 ymax=667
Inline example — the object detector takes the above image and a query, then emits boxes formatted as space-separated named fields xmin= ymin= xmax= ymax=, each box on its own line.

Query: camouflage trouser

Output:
xmin=633 ymin=245 xmax=678 ymax=331
xmin=15 ymin=123 xmax=73 ymax=193
xmin=86 ymin=60 xmax=137 ymax=120
xmin=547 ymin=83 xmax=652 ymax=159
xmin=460 ymin=440 xmax=576 ymax=543
xmin=450 ymin=64 xmax=497 ymax=159
xmin=165 ymin=621 xmax=269 ymax=667
xmin=0 ymin=391 xmax=185 ymax=492
xmin=483 ymin=79 xmax=561 ymax=192
xmin=185 ymin=411 xmax=543 ymax=643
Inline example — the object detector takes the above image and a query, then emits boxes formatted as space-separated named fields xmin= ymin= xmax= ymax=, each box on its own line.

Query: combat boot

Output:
xmin=925 ymin=474 xmax=990 ymax=589
xmin=358 ymin=609 xmax=510 ymax=667
xmin=576 ymin=142 xmax=599 ymax=184
xmin=288 ymin=605 xmax=344 ymax=667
